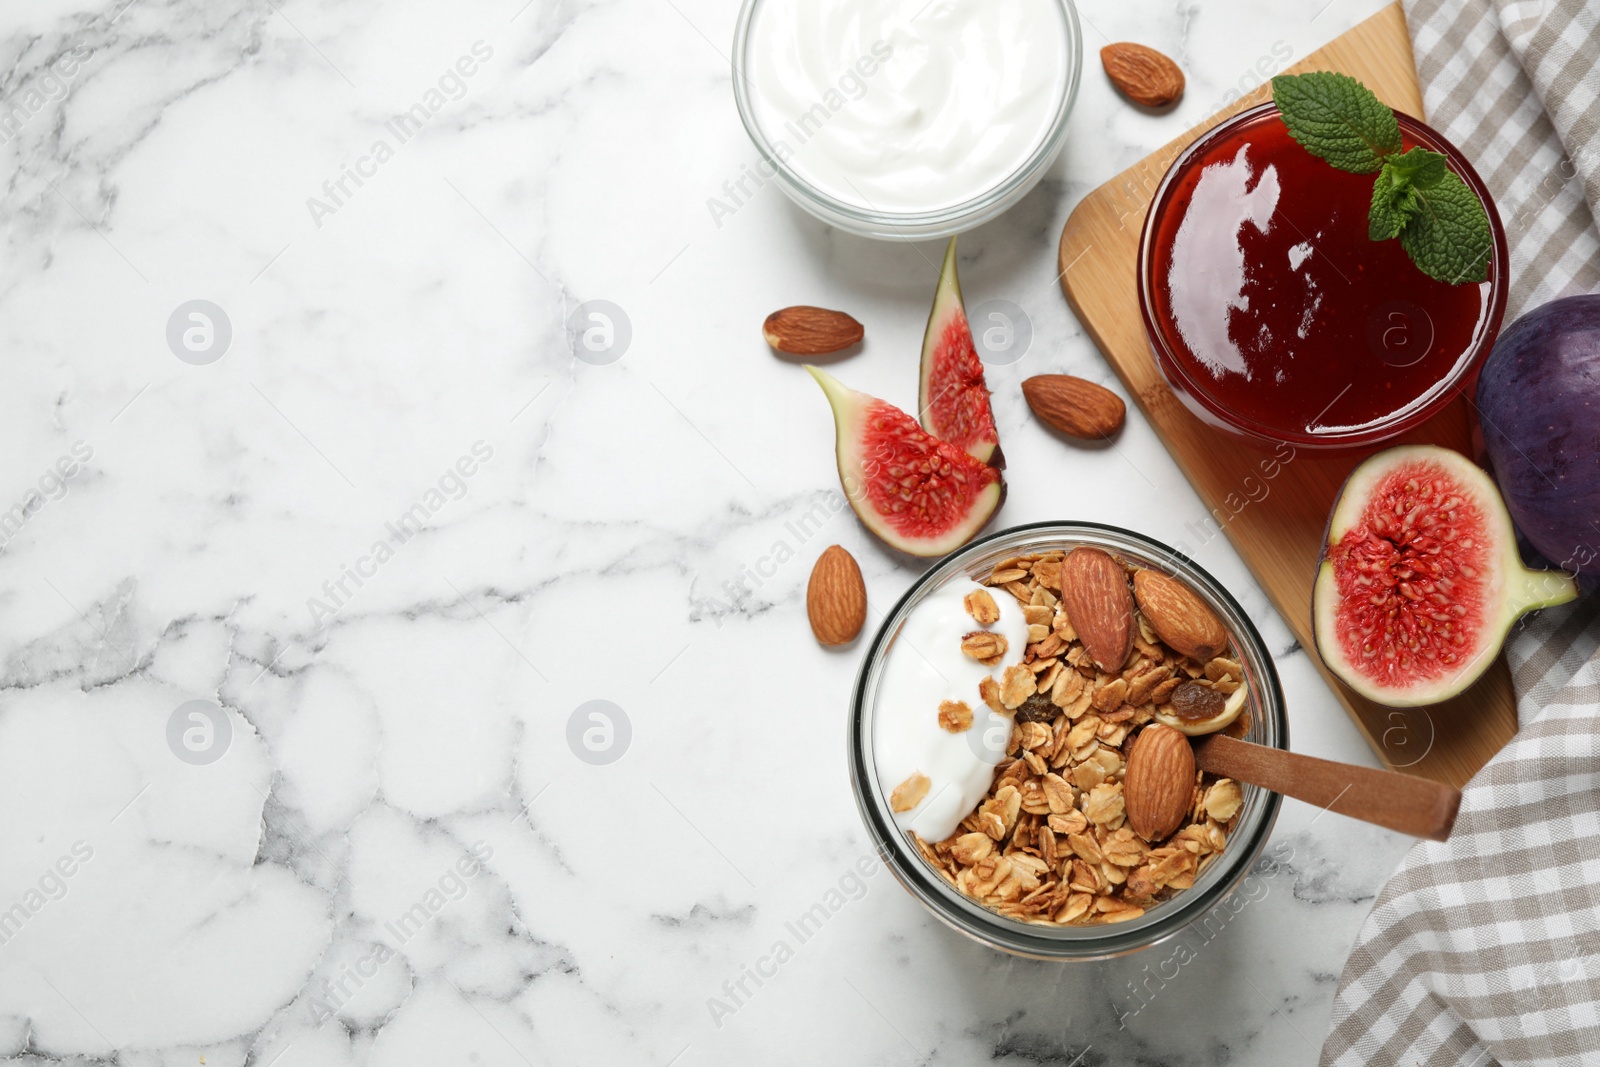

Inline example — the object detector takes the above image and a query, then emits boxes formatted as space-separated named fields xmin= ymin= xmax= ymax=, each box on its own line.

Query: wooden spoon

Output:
xmin=1192 ymin=733 xmax=1462 ymax=842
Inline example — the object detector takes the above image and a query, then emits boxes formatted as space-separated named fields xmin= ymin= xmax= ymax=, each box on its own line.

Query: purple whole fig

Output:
xmin=1476 ymin=294 xmax=1600 ymax=580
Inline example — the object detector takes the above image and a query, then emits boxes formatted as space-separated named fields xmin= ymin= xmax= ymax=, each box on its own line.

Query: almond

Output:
xmin=1100 ymin=43 xmax=1185 ymax=108
xmin=763 ymin=306 xmax=863 ymax=355
xmin=807 ymin=545 xmax=867 ymax=645
xmin=1132 ymin=569 xmax=1228 ymax=661
xmin=1124 ymin=724 xmax=1196 ymax=841
xmin=1058 ymin=547 xmax=1134 ymax=673
xmin=1022 ymin=375 xmax=1126 ymax=439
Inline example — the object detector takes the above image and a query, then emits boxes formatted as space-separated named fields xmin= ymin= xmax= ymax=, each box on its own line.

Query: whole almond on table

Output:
xmin=1133 ymin=569 xmax=1228 ymax=661
xmin=807 ymin=545 xmax=867 ymax=645
xmin=1100 ymin=42 xmax=1185 ymax=108
xmin=763 ymin=306 xmax=863 ymax=355
xmin=1124 ymin=724 xmax=1197 ymax=841
xmin=1058 ymin=546 xmax=1134 ymax=672
xmin=1022 ymin=375 xmax=1126 ymax=439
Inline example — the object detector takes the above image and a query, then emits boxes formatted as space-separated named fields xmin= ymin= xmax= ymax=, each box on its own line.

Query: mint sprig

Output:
xmin=1271 ymin=72 xmax=1491 ymax=284
xmin=1370 ymin=146 xmax=1447 ymax=241
xmin=1272 ymin=71 xmax=1400 ymax=173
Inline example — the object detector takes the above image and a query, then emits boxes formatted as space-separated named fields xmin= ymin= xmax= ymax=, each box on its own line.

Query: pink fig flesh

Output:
xmin=1312 ymin=445 xmax=1576 ymax=707
xmin=808 ymin=366 xmax=1004 ymax=558
xmin=918 ymin=236 xmax=1002 ymax=468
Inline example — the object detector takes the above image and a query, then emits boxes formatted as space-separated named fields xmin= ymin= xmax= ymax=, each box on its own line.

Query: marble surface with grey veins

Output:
xmin=0 ymin=0 xmax=1417 ymax=1064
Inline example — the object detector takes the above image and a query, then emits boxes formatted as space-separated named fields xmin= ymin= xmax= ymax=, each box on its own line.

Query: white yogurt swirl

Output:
xmin=874 ymin=579 xmax=1030 ymax=842
xmin=744 ymin=0 xmax=1071 ymax=213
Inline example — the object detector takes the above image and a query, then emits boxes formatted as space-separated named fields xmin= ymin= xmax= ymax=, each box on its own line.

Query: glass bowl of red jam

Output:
xmin=1137 ymin=102 xmax=1508 ymax=450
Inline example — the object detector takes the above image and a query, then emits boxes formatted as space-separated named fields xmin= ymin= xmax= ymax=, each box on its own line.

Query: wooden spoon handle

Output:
xmin=1192 ymin=733 xmax=1462 ymax=842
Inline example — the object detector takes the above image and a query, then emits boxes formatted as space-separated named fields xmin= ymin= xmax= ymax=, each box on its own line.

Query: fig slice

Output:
xmin=917 ymin=236 xmax=1003 ymax=468
xmin=1312 ymin=445 xmax=1578 ymax=707
xmin=807 ymin=366 xmax=1004 ymax=558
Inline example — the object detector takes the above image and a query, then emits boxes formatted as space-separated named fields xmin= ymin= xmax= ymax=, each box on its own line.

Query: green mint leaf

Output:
xmin=1272 ymin=71 xmax=1402 ymax=174
xmin=1369 ymin=168 xmax=1416 ymax=241
xmin=1398 ymin=167 xmax=1493 ymax=284
xmin=1368 ymin=148 xmax=1446 ymax=240
xmin=1384 ymin=146 xmax=1449 ymax=187
xmin=1274 ymin=74 xmax=1488 ymax=285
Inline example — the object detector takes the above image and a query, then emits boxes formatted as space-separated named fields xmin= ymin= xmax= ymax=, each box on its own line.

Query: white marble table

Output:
xmin=0 ymin=0 xmax=1419 ymax=1063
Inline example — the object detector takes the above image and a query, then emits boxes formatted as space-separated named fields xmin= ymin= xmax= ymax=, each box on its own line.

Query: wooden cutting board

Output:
xmin=1057 ymin=2 xmax=1512 ymax=788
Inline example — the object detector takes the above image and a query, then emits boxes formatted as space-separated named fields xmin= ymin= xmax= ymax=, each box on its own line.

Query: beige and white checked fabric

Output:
xmin=1321 ymin=2 xmax=1600 ymax=1064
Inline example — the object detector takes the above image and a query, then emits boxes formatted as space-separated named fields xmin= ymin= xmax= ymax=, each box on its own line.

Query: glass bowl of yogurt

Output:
xmin=848 ymin=522 xmax=1286 ymax=960
xmin=732 ymin=0 xmax=1083 ymax=238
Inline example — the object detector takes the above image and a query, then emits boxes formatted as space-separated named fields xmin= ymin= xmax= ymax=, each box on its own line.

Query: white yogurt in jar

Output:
xmin=873 ymin=579 xmax=1030 ymax=841
xmin=743 ymin=0 xmax=1071 ymax=213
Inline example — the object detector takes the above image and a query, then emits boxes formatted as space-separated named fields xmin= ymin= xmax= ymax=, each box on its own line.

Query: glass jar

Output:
xmin=1137 ymin=102 xmax=1508 ymax=450
xmin=848 ymin=522 xmax=1285 ymax=959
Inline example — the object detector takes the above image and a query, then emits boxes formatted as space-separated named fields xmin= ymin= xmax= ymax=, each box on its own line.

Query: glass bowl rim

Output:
xmin=729 ymin=0 xmax=1084 ymax=236
xmin=847 ymin=520 xmax=1287 ymax=960
xmin=1135 ymin=100 xmax=1511 ymax=450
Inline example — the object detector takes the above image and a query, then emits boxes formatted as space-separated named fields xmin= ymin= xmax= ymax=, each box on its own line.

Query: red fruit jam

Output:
xmin=1139 ymin=103 xmax=1506 ymax=448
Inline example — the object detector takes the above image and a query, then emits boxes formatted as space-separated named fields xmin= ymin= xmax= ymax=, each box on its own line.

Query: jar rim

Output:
xmin=1136 ymin=101 xmax=1510 ymax=449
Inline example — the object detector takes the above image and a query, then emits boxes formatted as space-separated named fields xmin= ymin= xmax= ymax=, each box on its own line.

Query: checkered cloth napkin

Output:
xmin=1321 ymin=2 xmax=1600 ymax=1064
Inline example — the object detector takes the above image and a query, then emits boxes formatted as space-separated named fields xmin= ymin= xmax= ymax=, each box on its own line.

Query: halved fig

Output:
xmin=807 ymin=366 xmax=1003 ymax=557
xmin=918 ymin=236 xmax=1002 ymax=467
xmin=1312 ymin=445 xmax=1578 ymax=707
